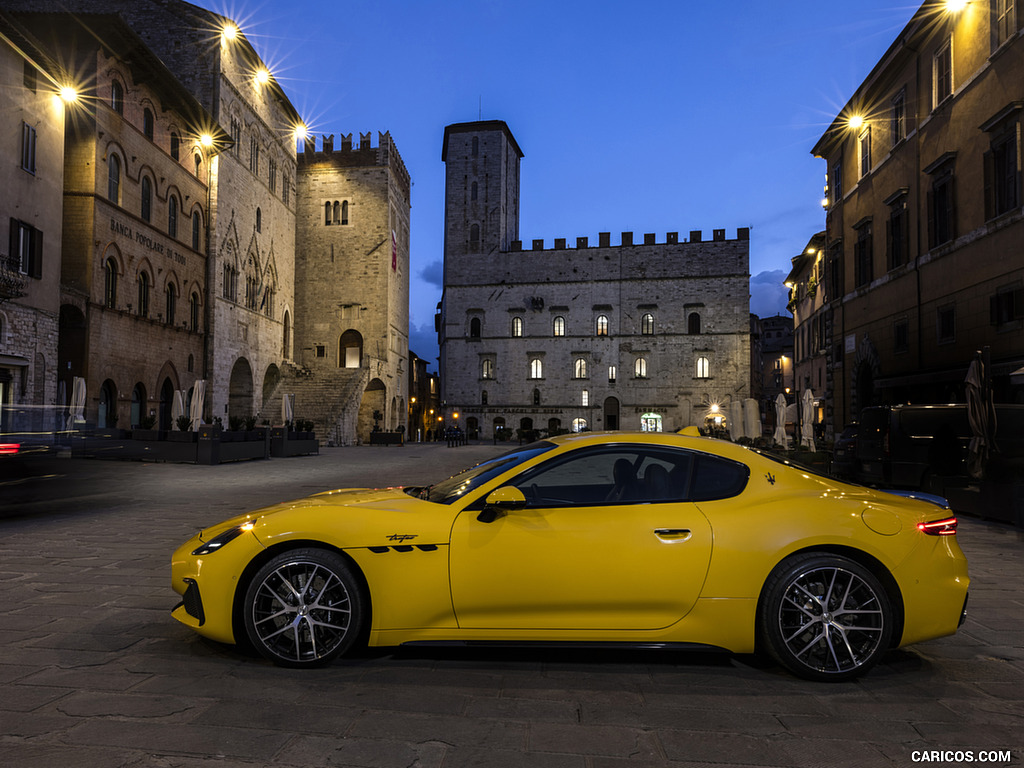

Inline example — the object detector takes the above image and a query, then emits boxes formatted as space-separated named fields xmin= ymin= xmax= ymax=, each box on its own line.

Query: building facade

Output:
xmin=439 ymin=121 xmax=750 ymax=438
xmin=288 ymin=132 xmax=411 ymax=444
xmin=812 ymin=0 xmax=1024 ymax=430
xmin=785 ymin=231 xmax=829 ymax=437
xmin=0 ymin=11 xmax=65 ymax=433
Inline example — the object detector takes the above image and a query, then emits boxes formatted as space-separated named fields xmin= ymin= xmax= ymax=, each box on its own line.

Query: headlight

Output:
xmin=191 ymin=521 xmax=256 ymax=555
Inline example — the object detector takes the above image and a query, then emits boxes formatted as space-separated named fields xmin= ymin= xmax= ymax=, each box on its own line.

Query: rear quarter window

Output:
xmin=690 ymin=455 xmax=750 ymax=501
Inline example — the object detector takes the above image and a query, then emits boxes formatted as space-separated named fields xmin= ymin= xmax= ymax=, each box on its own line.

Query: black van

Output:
xmin=854 ymin=404 xmax=1024 ymax=490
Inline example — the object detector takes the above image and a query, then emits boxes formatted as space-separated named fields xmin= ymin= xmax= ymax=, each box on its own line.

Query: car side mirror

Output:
xmin=477 ymin=486 xmax=527 ymax=523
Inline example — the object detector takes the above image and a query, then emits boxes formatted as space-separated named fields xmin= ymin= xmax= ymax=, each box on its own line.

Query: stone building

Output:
xmin=3 ymin=0 xmax=303 ymax=429
xmin=812 ymin=0 xmax=1024 ymax=429
xmin=438 ymin=121 xmax=750 ymax=438
xmin=0 ymin=11 xmax=65 ymax=433
xmin=785 ymin=231 xmax=828 ymax=437
xmin=12 ymin=13 xmax=224 ymax=431
xmin=281 ymin=132 xmax=411 ymax=444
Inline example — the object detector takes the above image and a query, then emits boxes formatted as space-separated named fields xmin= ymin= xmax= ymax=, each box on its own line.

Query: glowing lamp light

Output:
xmin=59 ymin=86 xmax=78 ymax=103
xmin=255 ymin=68 xmax=270 ymax=85
xmin=847 ymin=115 xmax=864 ymax=130
xmin=945 ymin=0 xmax=969 ymax=12
xmin=199 ymin=133 xmax=214 ymax=148
xmin=222 ymin=23 xmax=239 ymax=41
xmin=294 ymin=124 xmax=309 ymax=142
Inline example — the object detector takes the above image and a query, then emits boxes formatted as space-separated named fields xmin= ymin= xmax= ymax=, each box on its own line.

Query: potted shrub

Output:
xmin=134 ymin=414 xmax=160 ymax=440
xmin=169 ymin=414 xmax=196 ymax=442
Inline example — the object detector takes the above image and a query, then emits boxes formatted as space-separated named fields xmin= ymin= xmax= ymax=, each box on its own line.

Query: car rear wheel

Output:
xmin=243 ymin=548 xmax=364 ymax=667
xmin=760 ymin=553 xmax=893 ymax=681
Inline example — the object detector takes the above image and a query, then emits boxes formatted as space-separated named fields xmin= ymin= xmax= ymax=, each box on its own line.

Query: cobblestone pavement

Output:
xmin=0 ymin=443 xmax=1022 ymax=768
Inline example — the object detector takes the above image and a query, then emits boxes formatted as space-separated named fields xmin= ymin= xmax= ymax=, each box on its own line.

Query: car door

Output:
xmin=448 ymin=445 xmax=713 ymax=630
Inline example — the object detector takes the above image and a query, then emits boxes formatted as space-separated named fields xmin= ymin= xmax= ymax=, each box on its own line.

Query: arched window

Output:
xmin=471 ymin=181 xmax=478 ymax=201
xmin=170 ymin=132 xmax=180 ymax=161
xmin=340 ymin=329 xmax=363 ymax=368
xmin=341 ymin=200 xmax=349 ymax=225
xmin=530 ymin=358 xmax=543 ymax=379
xmin=696 ymin=356 xmax=710 ymax=379
xmin=192 ymin=211 xmax=201 ymax=251
xmin=553 ymin=316 xmax=565 ymax=336
xmin=596 ymin=315 xmax=609 ymax=336
xmin=111 ymin=80 xmax=123 ymax=114
xmin=608 ymin=366 xmax=617 ymax=382
xmin=469 ymin=223 xmax=480 ymax=252
xmin=194 ymin=152 xmax=202 ymax=176
xmin=481 ymin=390 xmax=488 ymax=405
xmin=634 ymin=357 xmax=647 ymax=378
xmin=688 ymin=312 xmax=702 ymax=334
xmin=533 ymin=389 xmax=541 ymax=405
xmin=481 ymin=359 xmax=493 ymax=379
xmin=641 ymin=313 xmax=655 ymax=335
xmin=325 ymin=201 xmax=332 ymax=225
xmin=572 ymin=418 xmax=588 ymax=433
xmin=190 ymin=292 xmax=200 ymax=331
xmin=574 ymin=358 xmax=588 ymax=379
xmin=137 ymin=271 xmax=149 ymax=317
xmin=168 ymin=195 xmax=178 ymax=237
xmin=143 ymin=108 xmax=154 ymax=140
xmin=511 ymin=316 xmax=523 ymax=337
xmin=165 ymin=283 xmax=176 ymax=325
xmin=130 ymin=382 xmax=145 ymax=428
xmin=104 ymin=258 xmax=118 ymax=308
xmin=141 ymin=176 xmax=152 ymax=222
xmin=107 ymin=154 xmax=121 ymax=203
xmin=469 ymin=317 xmax=481 ymax=338
xmin=256 ymin=207 xmax=262 ymax=233
xmin=472 ymin=136 xmax=479 ymax=157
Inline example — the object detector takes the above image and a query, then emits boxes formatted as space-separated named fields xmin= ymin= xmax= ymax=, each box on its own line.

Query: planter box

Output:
xmin=167 ymin=431 xmax=197 ymax=443
xmin=370 ymin=432 xmax=404 ymax=446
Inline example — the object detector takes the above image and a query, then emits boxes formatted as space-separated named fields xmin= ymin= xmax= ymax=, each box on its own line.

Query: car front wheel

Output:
xmin=760 ymin=553 xmax=893 ymax=681
xmin=243 ymin=548 xmax=364 ymax=667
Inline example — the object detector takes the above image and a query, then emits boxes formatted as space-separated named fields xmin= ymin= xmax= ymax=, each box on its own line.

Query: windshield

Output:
xmin=417 ymin=441 xmax=557 ymax=504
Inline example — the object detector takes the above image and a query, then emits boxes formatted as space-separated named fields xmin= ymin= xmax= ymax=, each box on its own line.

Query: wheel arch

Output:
xmin=231 ymin=539 xmax=373 ymax=649
xmin=755 ymin=544 xmax=905 ymax=651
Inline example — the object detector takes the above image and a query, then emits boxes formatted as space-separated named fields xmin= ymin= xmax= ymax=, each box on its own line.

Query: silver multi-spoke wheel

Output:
xmin=761 ymin=554 xmax=893 ymax=681
xmin=243 ymin=549 xmax=364 ymax=666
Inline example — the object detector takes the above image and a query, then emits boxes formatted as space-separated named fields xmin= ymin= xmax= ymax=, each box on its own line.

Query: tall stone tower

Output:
xmin=288 ymin=131 xmax=411 ymax=445
xmin=439 ymin=121 xmax=523 ymax=403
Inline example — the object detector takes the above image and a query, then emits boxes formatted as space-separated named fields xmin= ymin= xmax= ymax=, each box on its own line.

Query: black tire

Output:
xmin=759 ymin=553 xmax=893 ymax=682
xmin=242 ymin=548 xmax=364 ymax=667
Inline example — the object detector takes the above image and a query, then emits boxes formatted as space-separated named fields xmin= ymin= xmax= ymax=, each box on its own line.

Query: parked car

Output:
xmin=172 ymin=430 xmax=968 ymax=681
xmin=855 ymin=404 xmax=1024 ymax=491
xmin=831 ymin=423 xmax=858 ymax=479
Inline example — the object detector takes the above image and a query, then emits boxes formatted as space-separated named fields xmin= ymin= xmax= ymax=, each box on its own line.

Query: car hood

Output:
xmin=239 ymin=487 xmax=457 ymax=549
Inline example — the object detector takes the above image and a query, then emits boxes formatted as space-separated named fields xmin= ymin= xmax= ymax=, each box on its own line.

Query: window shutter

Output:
xmin=983 ymin=149 xmax=994 ymax=221
xmin=30 ymin=226 xmax=42 ymax=278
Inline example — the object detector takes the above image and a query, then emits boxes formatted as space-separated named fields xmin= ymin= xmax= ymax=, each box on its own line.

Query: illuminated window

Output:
xmin=574 ymin=358 xmax=588 ymax=379
xmin=581 ymin=390 xmax=589 ymax=407
xmin=572 ymin=418 xmax=588 ymax=433
xmin=553 ymin=316 xmax=565 ymax=336
xmin=859 ymin=128 xmax=871 ymax=178
xmin=596 ymin=315 xmax=608 ymax=336
xmin=696 ymin=356 xmax=710 ymax=379
xmin=634 ymin=357 xmax=647 ymax=378
xmin=530 ymin=358 xmax=543 ymax=379
xmin=933 ymin=37 xmax=952 ymax=107
xmin=481 ymin=359 xmax=494 ymax=379
xmin=608 ymin=366 xmax=617 ymax=382
xmin=511 ymin=316 xmax=523 ymax=337
xmin=641 ymin=313 xmax=654 ymax=335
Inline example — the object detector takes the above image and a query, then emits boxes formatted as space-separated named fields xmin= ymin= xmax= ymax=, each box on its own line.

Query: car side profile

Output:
xmin=171 ymin=431 xmax=969 ymax=681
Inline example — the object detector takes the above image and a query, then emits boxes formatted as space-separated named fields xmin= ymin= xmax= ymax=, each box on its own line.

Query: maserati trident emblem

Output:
xmin=387 ymin=534 xmax=418 ymax=543
xmin=765 ymin=473 xmax=776 ymax=486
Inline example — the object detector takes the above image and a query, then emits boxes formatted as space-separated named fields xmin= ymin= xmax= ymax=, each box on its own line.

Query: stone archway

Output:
xmin=604 ymin=396 xmax=620 ymax=430
xmin=851 ymin=336 xmax=881 ymax=419
xmin=357 ymin=378 xmax=386 ymax=443
xmin=228 ymin=357 xmax=254 ymax=422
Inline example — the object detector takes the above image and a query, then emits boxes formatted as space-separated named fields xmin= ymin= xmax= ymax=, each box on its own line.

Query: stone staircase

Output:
xmin=263 ymin=362 xmax=369 ymax=446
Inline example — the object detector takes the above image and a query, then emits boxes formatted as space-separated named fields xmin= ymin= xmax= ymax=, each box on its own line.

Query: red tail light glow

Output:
xmin=0 ymin=443 xmax=20 ymax=455
xmin=918 ymin=517 xmax=957 ymax=535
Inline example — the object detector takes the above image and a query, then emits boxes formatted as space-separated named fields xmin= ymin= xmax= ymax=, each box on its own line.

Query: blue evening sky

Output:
xmin=212 ymin=0 xmax=920 ymax=371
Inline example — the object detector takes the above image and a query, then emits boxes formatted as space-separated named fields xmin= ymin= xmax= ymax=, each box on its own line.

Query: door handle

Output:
xmin=654 ymin=528 xmax=691 ymax=542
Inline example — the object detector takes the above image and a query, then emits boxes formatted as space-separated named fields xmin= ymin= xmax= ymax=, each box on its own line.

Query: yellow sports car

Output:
xmin=171 ymin=431 xmax=969 ymax=681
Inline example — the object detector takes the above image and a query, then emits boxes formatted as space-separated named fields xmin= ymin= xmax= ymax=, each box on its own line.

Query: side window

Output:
xmin=690 ymin=454 xmax=749 ymax=501
xmin=508 ymin=447 xmax=694 ymax=507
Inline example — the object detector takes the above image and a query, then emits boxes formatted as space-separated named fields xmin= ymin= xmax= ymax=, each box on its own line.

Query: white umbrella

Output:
xmin=800 ymin=389 xmax=816 ymax=452
xmin=189 ymin=380 xmax=206 ymax=431
xmin=171 ymin=390 xmax=185 ymax=426
xmin=282 ymin=393 xmax=294 ymax=426
xmin=743 ymin=398 xmax=761 ymax=440
xmin=965 ymin=354 xmax=996 ymax=480
xmin=773 ymin=393 xmax=789 ymax=448
xmin=729 ymin=400 xmax=745 ymax=441
xmin=66 ymin=376 xmax=86 ymax=432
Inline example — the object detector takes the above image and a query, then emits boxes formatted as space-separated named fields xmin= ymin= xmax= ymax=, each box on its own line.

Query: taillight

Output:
xmin=918 ymin=517 xmax=957 ymax=535
xmin=0 ymin=443 xmax=20 ymax=455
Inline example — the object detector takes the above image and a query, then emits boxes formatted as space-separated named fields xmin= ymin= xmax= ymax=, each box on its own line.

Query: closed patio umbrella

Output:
xmin=282 ymin=393 xmax=294 ymax=426
xmin=729 ymin=400 xmax=745 ymax=441
xmin=743 ymin=398 xmax=761 ymax=440
xmin=800 ymin=388 xmax=816 ymax=452
xmin=189 ymin=380 xmax=206 ymax=431
xmin=66 ymin=376 xmax=85 ymax=432
xmin=773 ymin=393 xmax=789 ymax=448
xmin=965 ymin=352 xmax=997 ymax=480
